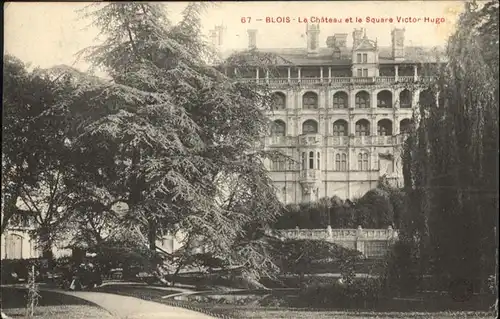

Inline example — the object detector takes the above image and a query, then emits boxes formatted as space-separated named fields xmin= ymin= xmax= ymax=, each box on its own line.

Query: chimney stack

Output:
xmin=306 ymin=23 xmax=320 ymax=55
xmin=352 ymin=28 xmax=363 ymax=49
xmin=247 ymin=29 xmax=257 ymax=49
xmin=334 ymin=33 xmax=348 ymax=48
xmin=391 ymin=28 xmax=405 ymax=61
xmin=214 ymin=25 xmax=225 ymax=46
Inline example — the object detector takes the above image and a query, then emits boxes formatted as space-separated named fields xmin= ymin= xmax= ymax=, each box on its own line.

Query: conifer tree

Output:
xmin=54 ymin=2 xmax=285 ymax=281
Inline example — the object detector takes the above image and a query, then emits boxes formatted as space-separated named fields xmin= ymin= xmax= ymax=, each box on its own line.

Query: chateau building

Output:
xmin=218 ymin=24 xmax=442 ymax=204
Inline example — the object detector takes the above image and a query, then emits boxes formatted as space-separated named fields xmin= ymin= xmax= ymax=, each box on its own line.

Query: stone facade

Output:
xmin=221 ymin=25 xmax=442 ymax=203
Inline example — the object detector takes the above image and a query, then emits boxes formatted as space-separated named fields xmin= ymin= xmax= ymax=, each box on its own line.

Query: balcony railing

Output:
xmin=298 ymin=134 xmax=322 ymax=146
xmin=299 ymin=169 xmax=320 ymax=181
xmin=265 ymin=136 xmax=296 ymax=146
xmin=238 ymin=76 xmax=434 ymax=86
xmin=265 ymin=134 xmax=411 ymax=148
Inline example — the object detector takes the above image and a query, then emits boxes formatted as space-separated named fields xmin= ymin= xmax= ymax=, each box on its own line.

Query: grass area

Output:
xmin=94 ymin=285 xmax=179 ymax=300
xmin=226 ymin=309 xmax=496 ymax=319
xmin=89 ymin=285 xmax=497 ymax=319
xmin=1 ymin=287 xmax=113 ymax=319
xmin=2 ymin=305 xmax=113 ymax=319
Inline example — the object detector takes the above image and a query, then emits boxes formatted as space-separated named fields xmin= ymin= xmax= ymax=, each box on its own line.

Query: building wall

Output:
xmin=262 ymin=78 xmax=419 ymax=203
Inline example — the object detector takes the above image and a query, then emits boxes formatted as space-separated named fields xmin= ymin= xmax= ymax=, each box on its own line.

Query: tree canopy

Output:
xmin=401 ymin=0 xmax=498 ymax=293
xmin=23 ymin=2 xmax=286 ymax=281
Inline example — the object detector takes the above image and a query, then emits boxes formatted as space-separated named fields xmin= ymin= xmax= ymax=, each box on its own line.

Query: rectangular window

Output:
xmin=357 ymin=53 xmax=362 ymax=63
xmin=335 ymin=153 xmax=348 ymax=171
xmin=357 ymin=69 xmax=362 ymax=77
xmin=362 ymin=53 xmax=368 ymax=63
xmin=363 ymin=69 xmax=368 ymax=77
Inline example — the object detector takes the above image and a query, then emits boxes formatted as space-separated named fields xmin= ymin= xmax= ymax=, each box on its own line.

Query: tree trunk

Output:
xmin=39 ymin=226 xmax=54 ymax=270
xmin=148 ymin=218 xmax=156 ymax=251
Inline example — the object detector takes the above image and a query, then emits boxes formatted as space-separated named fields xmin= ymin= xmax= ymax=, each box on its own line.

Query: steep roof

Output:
xmin=354 ymin=37 xmax=377 ymax=51
xmin=221 ymin=46 xmax=446 ymax=66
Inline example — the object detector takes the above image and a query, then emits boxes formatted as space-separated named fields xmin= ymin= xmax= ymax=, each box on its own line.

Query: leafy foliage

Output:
xmin=2 ymin=56 xmax=84 ymax=257
xmin=35 ymin=2 xmax=287 ymax=281
xmin=268 ymin=237 xmax=361 ymax=286
xmin=273 ymin=181 xmax=404 ymax=229
xmin=401 ymin=0 xmax=498 ymax=294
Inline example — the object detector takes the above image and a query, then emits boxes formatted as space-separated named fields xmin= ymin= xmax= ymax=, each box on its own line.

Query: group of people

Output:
xmin=66 ymin=261 xmax=102 ymax=291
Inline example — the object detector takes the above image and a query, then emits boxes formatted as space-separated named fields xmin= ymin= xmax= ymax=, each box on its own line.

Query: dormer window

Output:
xmin=357 ymin=53 xmax=362 ymax=63
xmin=333 ymin=48 xmax=341 ymax=59
xmin=362 ymin=53 xmax=368 ymax=63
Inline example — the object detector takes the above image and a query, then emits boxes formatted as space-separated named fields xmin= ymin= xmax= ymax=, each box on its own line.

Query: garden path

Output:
xmin=42 ymin=288 xmax=215 ymax=319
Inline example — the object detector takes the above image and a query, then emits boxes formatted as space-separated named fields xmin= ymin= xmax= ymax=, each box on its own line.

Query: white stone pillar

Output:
xmin=393 ymin=115 xmax=400 ymax=135
xmin=394 ymin=65 xmax=399 ymax=82
xmin=265 ymin=70 xmax=269 ymax=84
xmin=256 ymin=68 xmax=259 ymax=80
xmin=356 ymin=225 xmax=365 ymax=256
xmin=287 ymin=67 xmax=291 ymax=83
xmin=328 ymin=67 xmax=332 ymax=80
xmin=320 ymin=67 xmax=323 ymax=81
xmin=413 ymin=65 xmax=418 ymax=81
xmin=349 ymin=91 xmax=356 ymax=110
xmin=371 ymin=91 xmax=377 ymax=109
xmin=298 ymin=67 xmax=301 ymax=81
xmin=371 ymin=114 xmax=377 ymax=136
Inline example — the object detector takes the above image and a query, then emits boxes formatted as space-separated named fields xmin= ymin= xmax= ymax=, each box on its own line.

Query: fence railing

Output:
xmin=238 ymin=76 xmax=434 ymax=86
xmin=273 ymin=226 xmax=398 ymax=258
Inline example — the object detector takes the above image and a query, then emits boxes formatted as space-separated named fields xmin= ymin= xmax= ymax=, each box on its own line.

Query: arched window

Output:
xmin=355 ymin=119 xmax=370 ymax=136
xmin=302 ymin=92 xmax=319 ymax=109
xmin=400 ymin=119 xmax=413 ymax=134
xmin=399 ymin=89 xmax=412 ymax=108
xmin=332 ymin=120 xmax=348 ymax=136
xmin=317 ymin=152 xmax=320 ymax=170
xmin=271 ymin=92 xmax=286 ymax=110
xmin=358 ymin=152 xmax=369 ymax=171
xmin=333 ymin=91 xmax=348 ymax=108
xmin=302 ymin=120 xmax=318 ymax=134
xmin=309 ymin=151 xmax=314 ymax=169
xmin=355 ymin=91 xmax=370 ymax=108
xmin=377 ymin=90 xmax=393 ymax=108
xmin=335 ymin=153 xmax=348 ymax=171
xmin=377 ymin=119 xmax=393 ymax=136
xmin=271 ymin=120 xmax=286 ymax=136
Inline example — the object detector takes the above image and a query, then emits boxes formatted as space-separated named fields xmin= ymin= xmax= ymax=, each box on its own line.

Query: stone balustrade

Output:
xmin=265 ymin=134 xmax=410 ymax=147
xmin=273 ymin=225 xmax=399 ymax=258
xmin=238 ymin=76 xmax=433 ymax=86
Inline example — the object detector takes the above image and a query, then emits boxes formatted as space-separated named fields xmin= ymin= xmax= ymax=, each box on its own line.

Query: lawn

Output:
xmin=2 ymin=305 xmax=113 ymax=319
xmin=1 ymin=287 xmax=114 ymax=319
xmin=227 ymin=309 xmax=496 ymax=319
xmin=90 ymin=285 xmax=497 ymax=319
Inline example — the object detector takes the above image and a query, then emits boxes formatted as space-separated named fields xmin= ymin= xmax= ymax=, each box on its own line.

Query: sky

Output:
xmin=4 ymin=1 xmax=471 ymax=72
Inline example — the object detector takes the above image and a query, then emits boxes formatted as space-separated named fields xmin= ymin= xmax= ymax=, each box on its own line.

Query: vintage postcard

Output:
xmin=2 ymin=1 xmax=498 ymax=319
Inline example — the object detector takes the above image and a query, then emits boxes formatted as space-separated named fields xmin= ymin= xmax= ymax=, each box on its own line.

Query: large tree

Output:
xmin=402 ymin=0 xmax=498 ymax=294
xmin=2 ymin=56 xmax=84 ymax=259
xmin=54 ymin=2 xmax=284 ymax=281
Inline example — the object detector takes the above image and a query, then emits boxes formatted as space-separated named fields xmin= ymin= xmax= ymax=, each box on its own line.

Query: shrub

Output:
xmin=381 ymin=240 xmax=419 ymax=297
xmin=294 ymin=278 xmax=382 ymax=309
